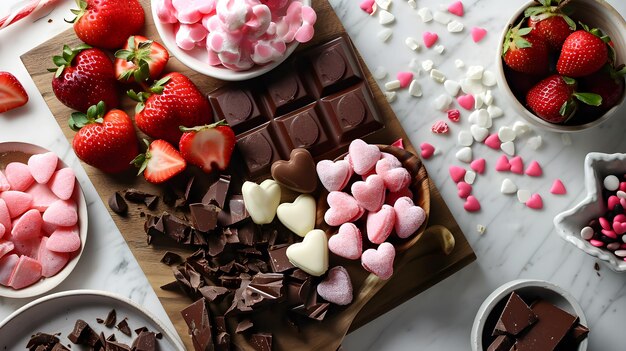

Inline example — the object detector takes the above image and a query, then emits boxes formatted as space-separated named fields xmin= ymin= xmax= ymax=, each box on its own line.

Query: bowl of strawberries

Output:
xmin=497 ymin=0 xmax=626 ymax=132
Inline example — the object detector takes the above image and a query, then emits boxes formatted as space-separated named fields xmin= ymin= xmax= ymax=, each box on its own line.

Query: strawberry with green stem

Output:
xmin=178 ymin=121 xmax=236 ymax=174
xmin=132 ymin=139 xmax=186 ymax=184
xmin=525 ymin=0 xmax=576 ymax=49
xmin=115 ymin=35 xmax=169 ymax=83
xmin=557 ymin=23 xmax=610 ymax=77
xmin=502 ymin=20 xmax=550 ymax=76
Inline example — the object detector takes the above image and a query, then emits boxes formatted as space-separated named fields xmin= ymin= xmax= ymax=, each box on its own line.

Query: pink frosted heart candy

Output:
xmin=510 ymin=156 xmax=524 ymax=175
xmin=42 ymin=221 xmax=57 ymax=236
xmin=38 ymin=237 xmax=69 ymax=278
xmin=366 ymin=204 xmax=395 ymax=244
xmin=471 ymin=27 xmax=487 ymax=43
xmin=449 ymin=166 xmax=466 ymax=183
xmin=464 ymin=195 xmax=481 ymax=212
xmin=0 ymin=191 xmax=33 ymax=218
xmin=359 ymin=0 xmax=375 ymax=14
xmin=420 ymin=143 xmax=435 ymax=159
xmin=317 ymin=159 xmax=353 ymax=192
xmin=470 ymin=158 xmax=486 ymax=174
xmin=608 ymin=195 xmax=620 ymax=211
xmin=495 ymin=155 xmax=511 ymax=172
xmin=0 ymin=254 xmax=18 ymax=286
xmin=43 ymin=200 xmax=78 ymax=227
xmin=386 ymin=187 xmax=413 ymax=205
xmin=448 ymin=109 xmax=461 ymax=122
xmin=295 ymin=23 xmax=315 ymax=43
xmin=26 ymin=183 xmax=60 ymax=212
xmin=484 ymin=134 xmax=501 ymax=149
xmin=47 ymin=168 xmax=76 ymax=201
xmin=0 ymin=239 xmax=13 ymax=259
xmin=457 ymin=182 xmax=472 ymax=199
xmin=457 ymin=94 xmax=475 ymax=111
xmin=349 ymin=139 xmax=381 ymax=175
xmin=28 ymin=152 xmax=58 ymax=184
xmin=0 ymin=223 xmax=4 ymax=239
xmin=0 ymin=200 xmax=12 ymax=233
xmin=447 ymin=1 xmax=464 ymax=16
xmin=328 ymin=223 xmax=362 ymax=260
xmin=391 ymin=139 xmax=404 ymax=149
xmin=526 ymin=193 xmax=543 ymax=210
xmin=550 ymin=179 xmax=567 ymax=195
xmin=317 ymin=266 xmax=353 ymax=305
xmin=4 ymin=162 xmax=34 ymax=192
xmin=382 ymin=167 xmax=411 ymax=193
xmin=47 ymin=225 xmax=81 ymax=253
xmin=301 ymin=5 xmax=317 ymax=23
xmin=525 ymin=161 xmax=543 ymax=177
xmin=360 ymin=168 xmax=377 ymax=181
xmin=9 ymin=234 xmax=41 ymax=258
xmin=375 ymin=158 xmax=398 ymax=175
xmin=393 ymin=197 xmax=425 ymax=238
xmin=325 ymin=192 xmax=362 ymax=227
xmin=423 ymin=32 xmax=439 ymax=48
xmin=11 ymin=209 xmax=42 ymax=240
xmin=397 ymin=72 xmax=414 ymax=88
xmin=361 ymin=242 xmax=395 ymax=280
xmin=0 ymin=170 xmax=9 ymax=191
xmin=614 ymin=222 xmax=626 ymax=235
xmin=8 ymin=255 xmax=42 ymax=289
xmin=352 ymin=174 xmax=385 ymax=212
xmin=380 ymin=153 xmax=402 ymax=169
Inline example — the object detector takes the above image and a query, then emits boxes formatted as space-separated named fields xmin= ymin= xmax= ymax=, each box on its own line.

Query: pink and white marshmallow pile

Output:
xmin=156 ymin=0 xmax=316 ymax=71
xmin=317 ymin=139 xmax=426 ymax=280
xmin=0 ymin=152 xmax=80 ymax=290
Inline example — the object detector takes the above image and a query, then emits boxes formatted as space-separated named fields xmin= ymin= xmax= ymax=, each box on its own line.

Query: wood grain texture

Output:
xmin=20 ymin=0 xmax=475 ymax=349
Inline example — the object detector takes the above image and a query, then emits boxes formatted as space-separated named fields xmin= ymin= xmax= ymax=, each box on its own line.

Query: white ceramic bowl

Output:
xmin=495 ymin=0 xmax=626 ymax=133
xmin=471 ymin=279 xmax=588 ymax=351
xmin=151 ymin=0 xmax=311 ymax=81
xmin=554 ymin=152 xmax=626 ymax=272
xmin=0 ymin=142 xmax=88 ymax=298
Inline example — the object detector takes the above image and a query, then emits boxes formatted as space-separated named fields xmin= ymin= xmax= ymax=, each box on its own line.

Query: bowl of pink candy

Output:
xmin=0 ymin=142 xmax=88 ymax=298
xmin=152 ymin=0 xmax=316 ymax=81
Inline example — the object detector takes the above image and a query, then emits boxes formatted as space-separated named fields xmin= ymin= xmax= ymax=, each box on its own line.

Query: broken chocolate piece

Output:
xmin=199 ymin=285 xmax=230 ymax=302
xmin=487 ymin=335 xmax=513 ymax=351
xmin=104 ymin=309 xmax=117 ymax=328
xmin=292 ymin=302 xmax=330 ymax=321
xmin=244 ymin=273 xmax=285 ymax=309
xmin=556 ymin=323 xmax=590 ymax=350
xmin=181 ymin=299 xmax=213 ymax=351
xmin=105 ymin=341 xmax=131 ymax=351
xmin=131 ymin=331 xmax=157 ymax=351
xmin=249 ymin=333 xmax=272 ymax=351
xmin=116 ymin=319 xmax=132 ymax=337
xmin=108 ymin=191 xmax=128 ymax=215
xmin=268 ymin=245 xmax=295 ymax=273
xmin=162 ymin=212 xmax=192 ymax=243
xmin=124 ymin=189 xmax=154 ymax=204
xmin=203 ymin=175 xmax=231 ymax=208
xmin=512 ymin=300 xmax=578 ymax=351
xmin=26 ymin=332 xmax=60 ymax=348
xmin=493 ymin=292 xmax=537 ymax=336
xmin=217 ymin=195 xmax=250 ymax=227
xmin=236 ymin=319 xmax=254 ymax=333
xmin=214 ymin=316 xmax=231 ymax=351
xmin=68 ymin=319 xmax=89 ymax=343
xmin=134 ymin=327 xmax=149 ymax=335
xmin=190 ymin=203 xmax=221 ymax=232
xmin=161 ymin=251 xmax=183 ymax=266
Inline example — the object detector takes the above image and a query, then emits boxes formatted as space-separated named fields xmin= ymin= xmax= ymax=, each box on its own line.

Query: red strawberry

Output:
xmin=132 ymin=139 xmax=186 ymax=183
xmin=178 ymin=121 xmax=236 ymax=174
xmin=50 ymin=44 xmax=118 ymax=113
xmin=0 ymin=72 xmax=28 ymax=113
xmin=502 ymin=24 xmax=550 ymax=76
xmin=580 ymin=65 xmax=625 ymax=111
xmin=69 ymin=0 xmax=145 ymax=49
xmin=129 ymin=72 xmax=212 ymax=145
xmin=525 ymin=0 xmax=576 ymax=49
xmin=70 ymin=101 xmax=138 ymax=173
xmin=115 ymin=36 xmax=169 ymax=83
xmin=526 ymin=75 xmax=602 ymax=123
xmin=557 ymin=29 xmax=609 ymax=77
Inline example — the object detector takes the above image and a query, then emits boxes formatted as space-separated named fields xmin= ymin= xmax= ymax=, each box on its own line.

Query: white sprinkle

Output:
xmin=580 ymin=226 xmax=594 ymax=240
xmin=475 ymin=110 xmax=491 ymax=128
xmin=468 ymin=110 xmax=479 ymax=124
xmin=378 ymin=10 xmax=395 ymax=25
xmin=457 ymin=130 xmax=474 ymax=147
xmin=501 ymin=141 xmax=515 ymax=156
xmin=464 ymin=170 xmax=477 ymax=184
xmin=498 ymin=126 xmax=516 ymax=142
xmin=407 ymin=0 xmax=417 ymax=9
xmin=444 ymin=80 xmax=460 ymax=96
xmin=487 ymin=105 xmax=503 ymax=118
xmin=482 ymin=70 xmax=497 ymax=87
xmin=501 ymin=179 xmax=518 ymax=194
xmin=408 ymin=58 xmax=421 ymax=73
xmin=615 ymin=250 xmax=626 ymax=257
xmin=455 ymin=59 xmax=465 ymax=68
xmin=561 ymin=133 xmax=572 ymax=146
xmin=385 ymin=80 xmax=402 ymax=91
xmin=437 ymin=4 xmax=448 ymax=11
xmin=384 ymin=91 xmax=397 ymax=102
xmin=456 ymin=147 xmax=473 ymax=163
xmin=512 ymin=121 xmax=531 ymax=137
xmin=417 ymin=7 xmax=433 ymax=22
xmin=476 ymin=224 xmax=486 ymax=234
xmin=460 ymin=78 xmax=485 ymax=95
xmin=405 ymin=37 xmax=420 ymax=51
xmin=617 ymin=191 xmax=626 ymax=199
xmin=422 ymin=60 xmax=434 ymax=72
xmin=517 ymin=189 xmax=531 ymax=203
xmin=409 ymin=80 xmax=423 ymax=97
xmin=433 ymin=94 xmax=452 ymax=111
xmin=433 ymin=11 xmax=451 ymax=24
xmin=377 ymin=28 xmax=393 ymax=42
xmin=434 ymin=45 xmax=445 ymax=54
xmin=484 ymin=90 xmax=494 ymax=106
xmin=527 ymin=135 xmax=543 ymax=150
xmin=373 ymin=66 xmax=387 ymax=80
xmin=430 ymin=69 xmax=446 ymax=83
xmin=604 ymin=175 xmax=620 ymax=191
xmin=608 ymin=242 xmax=621 ymax=251
xmin=447 ymin=20 xmax=464 ymax=33
xmin=470 ymin=125 xmax=489 ymax=142
xmin=466 ymin=65 xmax=484 ymax=80
xmin=375 ymin=0 xmax=391 ymax=11
xmin=474 ymin=94 xmax=484 ymax=109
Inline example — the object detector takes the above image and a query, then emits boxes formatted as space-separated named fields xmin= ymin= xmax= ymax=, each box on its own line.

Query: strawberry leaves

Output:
xmin=131 ymin=139 xmax=152 ymax=176
xmin=115 ymin=36 xmax=154 ymax=82
xmin=69 ymin=100 xmax=106 ymax=131
xmin=503 ymin=23 xmax=533 ymax=55
xmin=48 ymin=44 xmax=92 ymax=78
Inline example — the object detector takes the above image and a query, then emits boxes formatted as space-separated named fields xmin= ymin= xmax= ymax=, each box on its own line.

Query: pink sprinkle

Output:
xmin=397 ymin=71 xmax=414 ymax=88
xmin=447 ymin=109 xmax=461 ymax=122
xmin=449 ymin=166 xmax=466 ymax=183
xmin=359 ymin=0 xmax=375 ymax=14
xmin=615 ymin=214 xmax=626 ymax=223
xmin=484 ymin=134 xmax=501 ymax=150
xmin=464 ymin=195 xmax=481 ymax=212
xmin=431 ymin=121 xmax=449 ymax=134
xmin=601 ymin=229 xmax=618 ymax=239
xmin=447 ymin=1 xmax=464 ymax=16
xmin=392 ymin=138 xmax=405 ymax=149
xmin=509 ymin=156 xmax=524 ymax=175
xmin=420 ymin=142 xmax=435 ymax=159
xmin=620 ymin=182 xmax=626 ymax=192
xmin=589 ymin=239 xmax=605 ymax=247
xmin=550 ymin=179 xmax=567 ymax=195
xmin=457 ymin=182 xmax=472 ymax=199
xmin=470 ymin=158 xmax=486 ymax=174
xmin=495 ymin=155 xmax=511 ymax=172
xmin=471 ymin=27 xmax=487 ymax=43
xmin=525 ymin=193 xmax=543 ymax=210
xmin=423 ymin=32 xmax=439 ymax=48
xmin=525 ymin=161 xmax=543 ymax=177
xmin=608 ymin=195 xmax=620 ymax=211
xmin=599 ymin=217 xmax=610 ymax=230
xmin=613 ymin=221 xmax=626 ymax=235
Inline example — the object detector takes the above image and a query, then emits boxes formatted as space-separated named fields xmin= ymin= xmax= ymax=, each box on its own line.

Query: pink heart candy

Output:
xmin=27 ymin=152 xmax=58 ymax=184
xmin=11 ymin=209 xmax=42 ymax=241
xmin=375 ymin=157 xmax=399 ymax=175
xmin=5 ymin=162 xmax=34 ymax=192
xmin=26 ymin=183 xmax=60 ymax=212
xmin=525 ymin=161 xmax=543 ymax=177
xmin=48 ymin=168 xmax=76 ymax=201
xmin=484 ymin=134 xmax=501 ymax=149
xmin=38 ymin=237 xmax=69 ymax=278
xmin=328 ymin=223 xmax=362 ymax=260
xmin=366 ymin=205 xmax=395 ymax=244
xmin=608 ymin=195 xmax=620 ymax=211
xmin=0 ymin=199 xmax=11 ymax=232
xmin=423 ymin=32 xmax=439 ymax=48
xmin=316 ymin=266 xmax=353 ymax=305
xmin=471 ymin=27 xmax=487 ymax=43
xmin=325 ymin=192 xmax=362 ymax=227
xmin=526 ymin=194 xmax=543 ymax=210
xmin=391 ymin=139 xmax=405 ymax=149
xmin=0 ymin=254 xmax=18 ymax=286
xmin=295 ymin=23 xmax=314 ymax=43
xmin=0 ymin=224 xmax=4 ymax=240
xmin=614 ymin=214 xmax=626 ymax=223
xmin=380 ymin=153 xmax=402 ymax=169
xmin=457 ymin=182 xmax=472 ymax=199
xmin=470 ymin=158 xmax=486 ymax=174
xmin=510 ymin=156 xmax=524 ymax=174
xmin=464 ymin=195 xmax=481 ymax=212
xmin=0 ymin=170 xmax=10 ymax=191
xmin=614 ymin=222 xmax=626 ymax=235
xmin=396 ymin=71 xmax=414 ymax=88
xmin=359 ymin=0 xmax=375 ymax=14
xmin=449 ymin=166 xmax=466 ymax=183
xmin=361 ymin=242 xmax=395 ymax=280
xmin=301 ymin=5 xmax=317 ymax=24
xmin=550 ymin=179 xmax=566 ymax=195
xmin=386 ymin=187 xmax=413 ymax=206
xmin=495 ymin=155 xmax=511 ymax=172
xmin=382 ymin=167 xmax=411 ymax=193
xmin=420 ymin=142 xmax=435 ymax=159
xmin=0 ymin=239 xmax=13 ymax=259
xmin=317 ymin=159 xmax=353 ymax=192
xmin=47 ymin=225 xmax=81 ymax=253
xmin=352 ymin=175 xmax=385 ymax=212
xmin=43 ymin=200 xmax=78 ymax=227
xmin=349 ymin=139 xmax=381 ymax=175
xmin=393 ymin=197 xmax=425 ymax=239
xmin=457 ymin=94 xmax=475 ymax=111
xmin=447 ymin=1 xmax=464 ymax=16
xmin=0 ymin=191 xmax=33 ymax=218
xmin=8 ymin=255 xmax=42 ymax=289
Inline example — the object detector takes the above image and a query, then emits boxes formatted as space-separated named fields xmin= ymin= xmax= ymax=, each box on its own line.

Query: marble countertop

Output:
xmin=1 ymin=0 xmax=626 ymax=349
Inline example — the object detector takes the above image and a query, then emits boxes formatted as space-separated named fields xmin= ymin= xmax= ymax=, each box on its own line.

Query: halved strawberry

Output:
xmin=178 ymin=121 xmax=236 ymax=174
xmin=0 ymin=72 xmax=28 ymax=113
xmin=115 ymin=35 xmax=169 ymax=83
xmin=132 ymin=139 xmax=186 ymax=184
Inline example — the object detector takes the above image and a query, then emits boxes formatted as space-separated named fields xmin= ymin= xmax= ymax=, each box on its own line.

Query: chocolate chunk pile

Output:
xmin=26 ymin=333 xmax=68 ymax=350
xmin=486 ymin=292 xmax=588 ymax=351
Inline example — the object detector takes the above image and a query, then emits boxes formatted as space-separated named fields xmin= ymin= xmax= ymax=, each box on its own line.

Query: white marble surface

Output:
xmin=1 ymin=0 xmax=626 ymax=350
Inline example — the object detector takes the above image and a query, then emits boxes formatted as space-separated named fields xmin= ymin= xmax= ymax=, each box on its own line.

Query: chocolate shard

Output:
xmin=268 ymin=245 xmax=295 ymax=273
xmin=487 ymin=335 xmax=513 ymax=351
xmin=96 ymin=318 xmax=104 ymax=324
xmin=161 ymin=251 xmax=183 ymax=266
xmin=199 ymin=285 xmax=230 ymax=302
xmin=292 ymin=302 xmax=330 ymax=321
xmin=104 ymin=309 xmax=117 ymax=328
xmin=493 ymin=292 xmax=537 ymax=336
xmin=116 ymin=319 xmax=132 ymax=337
xmin=131 ymin=331 xmax=157 ymax=351
xmin=249 ymin=333 xmax=272 ymax=351
xmin=162 ymin=212 xmax=192 ymax=243
xmin=214 ymin=316 xmax=231 ymax=351
xmin=105 ymin=341 xmax=130 ymax=351
xmin=181 ymin=299 xmax=214 ymax=351
xmin=236 ymin=319 xmax=254 ymax=334
xmin=243 ymin=273 xmax=285 ymax=309
xmin=217 ymin=195 xmax=250 ymax=227
xmin=512 ymin=300 xmax=578 ymax=351
xmin=26 ymin=332 xmax=60 ymax=347
xmin=203 ymin=175 xmax=231 ymax=208
xmin=190 ymin=203 xmax=221 ymax=232
xmin=108 ymin=191 xmax=128 ymax=215
xmin=50 ymin=344 xmax=69 ymax=351
xmin=124 ymin=189 xmax=155 ymax=204
xmin=555 ymin=323 xmax=590 ymax=351
xmin=134 ymin=327 xmax=149 ymax=335
xmin=144 ymin=195 xmax=159 ymax=209
xmin=68 ymin=319 xmax=89 ymax=343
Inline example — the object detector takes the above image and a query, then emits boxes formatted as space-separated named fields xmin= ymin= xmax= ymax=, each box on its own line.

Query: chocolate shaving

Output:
xmin=108 ymin=191 xmax=128 ymax=215
xmin=203 ymin=175 xmax=231 ymax=208
xmin=161 ymin=251 xmax=183 ymax=266
xmin=116 ymin=319 xmax=132 ymax=337
xmin=104 ymin=309 xmax=117 ymax=328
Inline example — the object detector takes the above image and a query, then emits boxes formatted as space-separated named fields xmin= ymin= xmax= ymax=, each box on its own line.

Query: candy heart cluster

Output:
xmin=0 ymin=152 xmax=81 ymax=290
xmin=319 ymin=139 xmax=426 ymax=279
xmin=156 ymin=0 xmax=317 ymax=71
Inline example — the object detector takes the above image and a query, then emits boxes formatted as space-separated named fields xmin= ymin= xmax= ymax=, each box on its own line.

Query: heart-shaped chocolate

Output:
xmin=271 ymin=148 xmax=318 ymax=193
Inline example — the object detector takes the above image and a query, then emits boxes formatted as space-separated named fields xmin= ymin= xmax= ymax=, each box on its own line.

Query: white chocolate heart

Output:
xmin=276 ymin=194 xmax=316 ymax=237
xmin=286 ymin=229 xmax=329 ymax=276
xmin=241 ymin=180 xmax=281 ymax=225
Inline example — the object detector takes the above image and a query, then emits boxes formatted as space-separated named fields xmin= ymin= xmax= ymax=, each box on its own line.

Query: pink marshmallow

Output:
xmin=0 ymin=240 xmax=13 ymax=259
xmin=47 ymin=225 xmax=81 ymax=253
xmin=328 ymin=223 xmax=362 ymax=260
xmin=0 ymin=191 xmax=33 ymax=218
xmin=4 ymin=162 xmax=34 ymax=192
xmin=43 ymin=200 xmax=78 ymax=227
xmin=386 ymin=187 xmax=413 ymax=206
xmin=8 ymin=255 xmax=42 ymax=289
xmin=366 ymin=204 xmax=395 ymax=244
xmin=28 ymin=152 xmax=58 ymax=184
xmin=0 ymin=199 xmax=11 ymax=232
xmin=26 ymin=183 xmax=60 ymax=212
xmin=156 ymin=0 xmax=179 ymax=23
xmin=349 ymin=139 xmax=381 ymax=175
xmin=11 ymin=209 xmax=42 ymax=241
xmin=381 ymin=167 xmax=410 ymax=193
xmin=0 ymin=223 xmax=4 ymax=240
xmin=317 ymin=266 xmax=353 ymax=305
xmin=393 ymin=197 xmax=425 ymax=239
xmin=38 ymin=237 xmax=69 ymax=278
xmin=325 ymin=191 xmax=362 ymax=227
xmin=0 ymin=170 xmax=10 ymax=191
xmin=0 ymin=254 xmax=18 ymax=286
xmin=352 ymin=174 xmax=385 ymax=212
xmin=361 ymin=242 xmax=395 ymax=280
xmin=317 ymin=159 xmax=353 ymax=192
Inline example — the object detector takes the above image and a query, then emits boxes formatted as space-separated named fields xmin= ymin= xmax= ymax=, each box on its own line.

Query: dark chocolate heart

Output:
xmin=271 ymin=148 xmax=318 ymax=193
